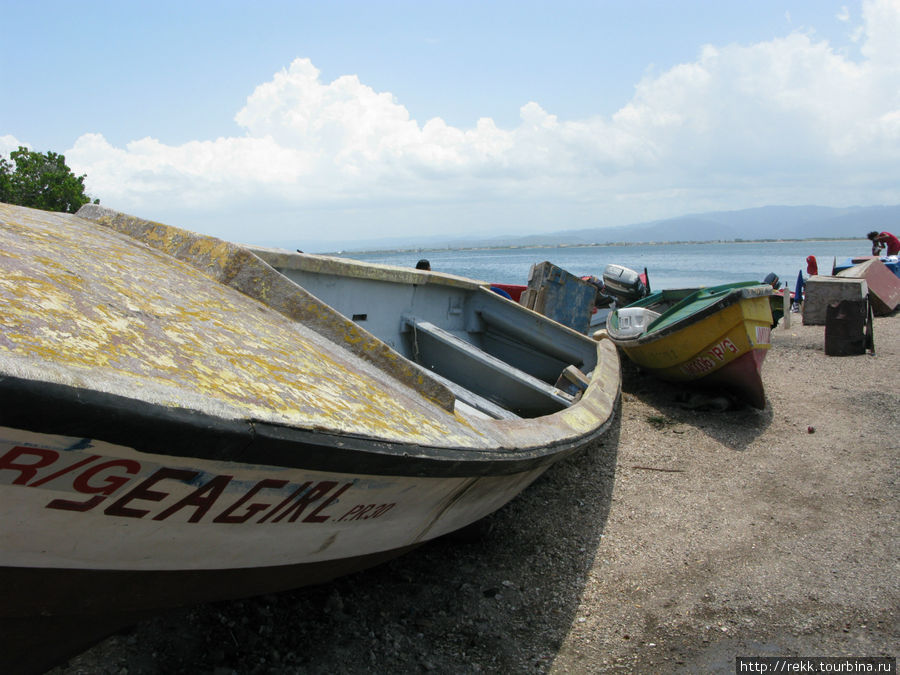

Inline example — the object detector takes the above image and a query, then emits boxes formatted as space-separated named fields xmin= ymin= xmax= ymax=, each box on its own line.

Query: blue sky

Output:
xmin=2 ymin=1 xmax=898 ymax=248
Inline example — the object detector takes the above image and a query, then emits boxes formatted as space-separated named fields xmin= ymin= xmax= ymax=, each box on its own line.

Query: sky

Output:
xmin=2 ymin=0 xmax=899 ymax=249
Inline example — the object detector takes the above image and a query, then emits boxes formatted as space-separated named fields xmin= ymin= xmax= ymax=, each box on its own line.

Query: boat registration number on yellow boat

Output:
xmin=680 ymin=337 xmax=741 ymax=377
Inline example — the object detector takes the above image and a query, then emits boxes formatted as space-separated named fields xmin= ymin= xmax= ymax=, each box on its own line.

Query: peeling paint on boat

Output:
xmin=0 ymin=203 xmax=620 ymax=649
xmin=0 ymin=204 xmax=485 ymax=446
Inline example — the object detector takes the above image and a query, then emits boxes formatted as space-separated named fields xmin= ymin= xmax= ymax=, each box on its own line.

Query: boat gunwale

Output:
xmin=607 ymin=284 xmax=773 ymax=348
xmin=246 ymin=245 xmax=488 ymax=291
xmin=1 ymin=204 xmax=620 ymax=476
xmin=0 ymin=367 xmax=619 ymax=478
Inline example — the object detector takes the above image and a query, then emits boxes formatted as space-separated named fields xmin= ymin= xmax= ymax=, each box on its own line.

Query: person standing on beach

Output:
xmin=867 ymin=230 xmax=900 ymax=256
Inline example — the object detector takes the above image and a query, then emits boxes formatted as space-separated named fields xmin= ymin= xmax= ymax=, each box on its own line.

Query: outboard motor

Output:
xmin=602 ymin=264 xmax=648 ymax=306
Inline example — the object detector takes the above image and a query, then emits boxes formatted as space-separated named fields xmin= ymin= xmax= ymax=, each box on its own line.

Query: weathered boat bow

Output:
xmin=0 ymin=203 xmax=620 ymax=672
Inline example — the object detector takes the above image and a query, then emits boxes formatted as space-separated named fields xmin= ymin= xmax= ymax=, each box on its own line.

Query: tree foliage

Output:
xmin=0 ymin=146 xmax=98 ymax=213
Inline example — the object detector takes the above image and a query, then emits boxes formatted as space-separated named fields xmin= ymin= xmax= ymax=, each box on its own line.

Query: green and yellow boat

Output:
xmin=605 ymin=282 xmax=774 ymax=408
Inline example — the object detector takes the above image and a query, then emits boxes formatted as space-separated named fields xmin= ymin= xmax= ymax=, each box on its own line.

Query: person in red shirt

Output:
xmin=867 ymin=230 xmax=900 ymax=256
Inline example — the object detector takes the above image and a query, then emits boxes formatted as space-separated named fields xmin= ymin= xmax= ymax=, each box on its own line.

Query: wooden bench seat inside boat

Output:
xmin=403 ymin=317 xmax=574 ymax=418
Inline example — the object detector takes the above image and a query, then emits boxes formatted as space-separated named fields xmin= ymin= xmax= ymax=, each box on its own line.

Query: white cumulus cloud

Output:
xmin=62 ymin=0 xmax=900 ymax=242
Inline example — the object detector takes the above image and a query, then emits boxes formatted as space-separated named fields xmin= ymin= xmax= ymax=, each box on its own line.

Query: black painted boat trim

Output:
xmin=0 ymin=376 xmax=612 ymax=478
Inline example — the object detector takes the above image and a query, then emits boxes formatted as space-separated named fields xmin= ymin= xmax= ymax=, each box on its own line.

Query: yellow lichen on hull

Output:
xmin=0 ymin=204 xmax=492 ymax=448
xmin=77 ymin=204 xmax=458 ymax=413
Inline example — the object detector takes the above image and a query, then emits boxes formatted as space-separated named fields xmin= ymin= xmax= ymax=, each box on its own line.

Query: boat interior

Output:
xmin=250 ymin=250 xmax=599 ymax=420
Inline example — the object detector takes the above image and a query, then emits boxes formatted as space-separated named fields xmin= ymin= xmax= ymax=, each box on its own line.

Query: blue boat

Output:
xmin=833 ymin=255 xmax=900 ymax=278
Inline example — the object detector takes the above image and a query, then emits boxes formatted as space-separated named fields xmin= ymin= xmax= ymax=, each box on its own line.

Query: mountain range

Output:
xmin=270 ymin=204 xmax=900 ymax=253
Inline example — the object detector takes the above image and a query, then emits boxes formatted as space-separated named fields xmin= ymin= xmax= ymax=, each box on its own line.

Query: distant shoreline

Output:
xmin=326 ymin=237 xmax=859 ymax=257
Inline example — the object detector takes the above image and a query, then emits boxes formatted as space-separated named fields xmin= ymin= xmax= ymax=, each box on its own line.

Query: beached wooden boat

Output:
xmin=605 ymin=281 xmax=773 ymax=408
xmin=834 ymin=254 xmax=900 ymax=278
xmin=0 ymin=203 xmax=619 ymax=672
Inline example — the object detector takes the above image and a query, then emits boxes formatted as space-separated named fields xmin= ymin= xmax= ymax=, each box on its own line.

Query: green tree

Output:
xmin=0 ymin=146 xmax=98 ymax=213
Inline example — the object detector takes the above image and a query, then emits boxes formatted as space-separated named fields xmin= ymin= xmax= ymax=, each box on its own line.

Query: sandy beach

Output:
xmin=54 ymin=314 xmax=898 ymax=674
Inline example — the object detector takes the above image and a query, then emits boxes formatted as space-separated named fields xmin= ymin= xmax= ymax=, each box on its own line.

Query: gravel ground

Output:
xmin=52 ymin=315 xmax=899 ymax=674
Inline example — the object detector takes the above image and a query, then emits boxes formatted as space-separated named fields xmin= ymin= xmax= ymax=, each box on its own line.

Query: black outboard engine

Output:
xmin=602 ymin=264 xmax=649 ymax=306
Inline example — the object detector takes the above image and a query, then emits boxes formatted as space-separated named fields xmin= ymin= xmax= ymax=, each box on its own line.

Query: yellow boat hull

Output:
xmin=622 ymin=296 xmax=772 ymax=380
xmin=609 ymin=285 xmax=773 ymax=407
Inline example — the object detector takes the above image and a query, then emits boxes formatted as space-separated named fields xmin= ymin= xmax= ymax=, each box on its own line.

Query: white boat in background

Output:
xmin=0 ymin=203 xmax=620 ymax=673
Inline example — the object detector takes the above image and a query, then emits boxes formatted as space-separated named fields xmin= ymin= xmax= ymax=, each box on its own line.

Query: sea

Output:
xmin=343 ymin=239 xmax=863 ymax=291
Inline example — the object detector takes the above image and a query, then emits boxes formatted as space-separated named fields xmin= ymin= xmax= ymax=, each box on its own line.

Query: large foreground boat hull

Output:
xmin=0 ymin=413 xmax=560 ymax=672
xmin=0 ymin=203 xmax=619 ymax=672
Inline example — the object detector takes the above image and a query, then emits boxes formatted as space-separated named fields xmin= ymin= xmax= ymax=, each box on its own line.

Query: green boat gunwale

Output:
xmin=608 ymin=282 xmax=773 ymax=347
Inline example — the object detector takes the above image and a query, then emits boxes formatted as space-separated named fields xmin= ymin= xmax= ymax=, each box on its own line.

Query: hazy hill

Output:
xmin=269 ymin=204 xmax=900 ymax=252
xmin=451 ymin=205 xmax=900 ymax=248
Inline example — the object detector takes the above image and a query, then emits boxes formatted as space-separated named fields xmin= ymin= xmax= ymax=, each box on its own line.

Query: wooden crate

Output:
xmin=520 ymin=261 xmax=596 ymax=333
xmin=802 ymin=276 xmax=868 ymax=325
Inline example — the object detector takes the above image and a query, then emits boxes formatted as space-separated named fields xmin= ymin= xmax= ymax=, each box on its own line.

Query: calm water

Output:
xmin=345 ymin=240 xmax=863 ymax=291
